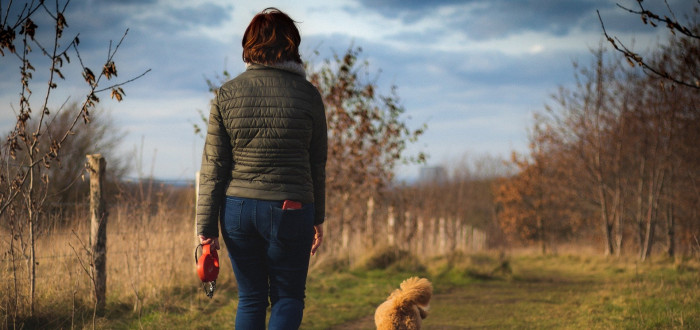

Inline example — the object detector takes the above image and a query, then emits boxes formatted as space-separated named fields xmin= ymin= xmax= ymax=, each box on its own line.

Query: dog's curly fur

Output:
xmin=374 ymin=277 xmax=433 ymax=330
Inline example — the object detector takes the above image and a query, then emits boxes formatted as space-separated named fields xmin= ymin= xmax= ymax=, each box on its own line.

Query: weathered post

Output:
xmin=341 ymin=193 xmax=350 ymax=250
xmin=87 ymin=154 xmax=107 ymax=311
xmin=438 ymin=217 xmax=446 ymax=254
xmin=365 ymin=196 xmax=374 ymax=246
xmin=387 ymin=206 xmax=395 ymax=246
xmin=416 ymin=216 xmax=424 ymax=253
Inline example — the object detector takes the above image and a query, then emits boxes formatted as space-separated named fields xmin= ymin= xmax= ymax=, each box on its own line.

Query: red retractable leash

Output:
xmin=193 ymin=200 xmax=299 ymax=298
xmin=194 ymin=243 xmax=219 ymax=298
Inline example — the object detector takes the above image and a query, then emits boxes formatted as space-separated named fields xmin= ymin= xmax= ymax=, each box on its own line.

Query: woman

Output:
xmin=196 ymin=8 xmax=326 ymax=329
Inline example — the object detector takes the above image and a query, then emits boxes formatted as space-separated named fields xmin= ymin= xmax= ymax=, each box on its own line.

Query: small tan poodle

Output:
xmin=374 ymin=277 xmax=433 ymax=330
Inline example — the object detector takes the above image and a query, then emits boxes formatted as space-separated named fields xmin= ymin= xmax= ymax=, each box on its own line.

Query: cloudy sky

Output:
xmin=0 ymin=0 xmax=689 ymax=181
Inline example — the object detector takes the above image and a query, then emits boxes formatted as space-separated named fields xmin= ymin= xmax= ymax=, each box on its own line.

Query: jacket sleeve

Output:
xmin=309 ymin=91 xmax=327 ymax=225
xmin=196 ymin=97 xmax=232 ymax=238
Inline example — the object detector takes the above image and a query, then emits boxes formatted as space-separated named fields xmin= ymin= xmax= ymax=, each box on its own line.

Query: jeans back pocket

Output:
xmin=221 ymin=196 xmax=244 ymax=234
xmin=271 ymin=204 xmax=314 ymax=244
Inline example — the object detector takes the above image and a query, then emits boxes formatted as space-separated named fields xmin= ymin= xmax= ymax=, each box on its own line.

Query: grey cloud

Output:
xmin=168 ymin=3 xmax=232 ymax=27
xmin=304 ymin=32 xmax=576 ymax=116
xmin=354 ymin=0 xmax=462 ymax=14
xmin=352 ymin=0 xmax=604 ymax=40
xmin=103 ymin=0 xmax=158 ymax=5
xmin=56 ymin=0 xmax=233 ymax=39
xmin=353 ymin=0 xmax=694 ymax=40
xmin=1 ymin=0 xmax=236 ymax=102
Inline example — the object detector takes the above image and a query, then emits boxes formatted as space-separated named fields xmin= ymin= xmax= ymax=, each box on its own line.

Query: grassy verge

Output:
xmin=423 ymin=253 xmax=700 ymax=329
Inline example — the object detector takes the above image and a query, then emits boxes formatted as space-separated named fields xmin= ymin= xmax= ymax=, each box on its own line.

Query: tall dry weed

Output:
xmin=0 ymin=183 xmax=239 ymax=326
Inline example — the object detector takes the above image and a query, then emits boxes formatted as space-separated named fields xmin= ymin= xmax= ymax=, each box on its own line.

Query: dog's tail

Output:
xmin=389 ymin=277 xmax=432 ymax=316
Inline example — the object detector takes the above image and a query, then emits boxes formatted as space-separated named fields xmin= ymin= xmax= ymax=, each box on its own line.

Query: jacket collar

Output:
xmin=246 ymin=61 xmax=306 ymax=78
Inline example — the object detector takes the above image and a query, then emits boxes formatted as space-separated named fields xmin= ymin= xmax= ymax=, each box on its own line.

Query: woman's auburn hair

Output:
xmin=242 ymin=8 xmax=302 ymax=64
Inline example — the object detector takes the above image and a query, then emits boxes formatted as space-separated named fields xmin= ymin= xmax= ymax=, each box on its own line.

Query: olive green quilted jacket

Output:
xmin=196 ymin=63 xmax=327 ymax=238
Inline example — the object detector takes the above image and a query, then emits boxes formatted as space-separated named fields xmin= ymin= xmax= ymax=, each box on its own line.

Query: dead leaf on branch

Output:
xmin=110 ymin=87 xmax=125 ymax=101
xmin=103 ymin=61 xmax=117 ymax=79
xmin=83 ymin=67 xmax=95 ymax=85
xmin=20 ymin=18 xmax=38 ymax=40
xmin=56 ymin=13 xmax=68 ymax=38
xmin=52 ymin=67 xmax=64 ymax=79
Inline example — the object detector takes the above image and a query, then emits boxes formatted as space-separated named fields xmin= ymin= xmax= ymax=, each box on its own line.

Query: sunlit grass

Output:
xmin=2 ymin=200 xmax=698 ymax=329
xmin=422 ymin=254 xmax=700 ymax=329
xmin=116 ymin=251 xmax=700 ymax=329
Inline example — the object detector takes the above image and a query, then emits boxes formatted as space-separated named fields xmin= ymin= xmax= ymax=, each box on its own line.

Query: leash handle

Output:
xmin=194 ymin=243 xmax=202 ymax=264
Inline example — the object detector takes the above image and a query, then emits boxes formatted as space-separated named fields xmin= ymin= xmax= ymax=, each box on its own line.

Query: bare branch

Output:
xmin=615 ymin=1 xmax=698 ymax=40
xmin=94 ymin=68 xmax=152 ymax=93
xmin=597 ymin=10 xmax=699 ymax=90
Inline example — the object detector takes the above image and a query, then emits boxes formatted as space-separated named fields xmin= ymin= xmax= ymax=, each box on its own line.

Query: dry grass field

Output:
xmin=1 ymin=187 xmax=699 ymax=329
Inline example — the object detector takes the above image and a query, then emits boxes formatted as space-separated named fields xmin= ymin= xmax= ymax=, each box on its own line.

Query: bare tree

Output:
xmin=507 ymin=27 xmax=699 ymax=258
xmin=0 ymin=0 xmax=149 ymax=317
xmin=539 ymin=48 xmax=630 ymax=256
xmin=307 ymin=47 xmax=426 ymax=252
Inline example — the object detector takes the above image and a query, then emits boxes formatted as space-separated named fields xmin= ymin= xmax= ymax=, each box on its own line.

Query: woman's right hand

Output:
xmin=310 ymin=224 xmax=323 ymax=256
xmin=199 ymin=235 xmax=220 ymax=250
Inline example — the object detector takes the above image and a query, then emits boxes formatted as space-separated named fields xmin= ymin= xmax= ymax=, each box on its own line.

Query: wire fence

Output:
xmin=0 ymin=228 xmax=198 ymax=286
xmin=1 ymin=168 xmax=488 ymax=303
xmin=0 ymin=229 xmax=188 ymax=263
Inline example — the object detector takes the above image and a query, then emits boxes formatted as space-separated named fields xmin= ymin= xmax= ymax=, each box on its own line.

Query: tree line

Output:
xmin=495 ymin=2 xmax=699 ymax=259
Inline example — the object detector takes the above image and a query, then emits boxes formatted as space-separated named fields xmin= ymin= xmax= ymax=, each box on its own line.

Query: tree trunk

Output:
xmin=613 ymin=114 xmax=625 ymax=258
xmin=365 ymin=196 xmax=374 ymax=246
xmin=597 ymin=176 xmax=614 ymax=256
xmin=641 ymin=169 xmax=665 ymax=261
xmin=641 ymin=206 xmax=655 ymax=261
xmin=537 ymin=214 xmax=546 ymax=254
xmin=28 ymin=167 xmax=36 ymax=317
xmin=592 ymin=54 xmax=614 ymax=257
xmin=603 ymin=220 xmax=613 ymax=256
xmin=666 ymin=203 xmax=675 ymax=258
xmin=10 ymin=224 xmax=20 ymax=324
xmin=635 ymin=158 xmax=646 ymax=258
xmin=614 ymin=209 xmax=624 ymax=258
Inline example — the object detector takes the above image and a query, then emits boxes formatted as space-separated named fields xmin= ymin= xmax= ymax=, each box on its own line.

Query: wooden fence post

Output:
xmin=387 ymin=206 xmax=395 ymax=246
xmin=438 ymin=217 xmax=446 ymax=254
xmin=403 ymin=211 xmax=412 ymax=251
xmin=417 ymin=216 xmax=424 ymax=253
xmin=341 ymin=193 xmax=351 ymax=250
xmin=87 ymin=154 xmax=107 ymax=311
xmin=366 ymin=196 xmax=374 ymax=246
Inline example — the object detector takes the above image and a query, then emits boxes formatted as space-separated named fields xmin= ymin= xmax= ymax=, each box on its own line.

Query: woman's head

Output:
xmin=242 ymin=8 xmax=302 ymax=64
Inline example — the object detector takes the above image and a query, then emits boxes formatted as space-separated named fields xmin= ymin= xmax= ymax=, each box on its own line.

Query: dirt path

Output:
xmin=329 ymin=314 xmax=375 ymax=330
xmin=329 ymin=288 xmax=474 ymax=330
xmin=329 ymin=273 xmax=601 ymax=329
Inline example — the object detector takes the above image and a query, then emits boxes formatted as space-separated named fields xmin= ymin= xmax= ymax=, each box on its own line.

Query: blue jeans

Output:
xmin=220 ymin=196 xmax=315 ymax=330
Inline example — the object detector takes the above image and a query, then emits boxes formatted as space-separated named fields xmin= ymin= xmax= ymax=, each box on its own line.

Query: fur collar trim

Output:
xmin=246 ymin=61 xmax=306 ymax=78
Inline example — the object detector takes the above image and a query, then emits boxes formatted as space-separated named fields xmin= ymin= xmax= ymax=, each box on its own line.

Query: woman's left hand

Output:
xmin=199 ymin=235 xmax=220 ymax=250
xmin=310 ymin=224 xmax=323 ymax=256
